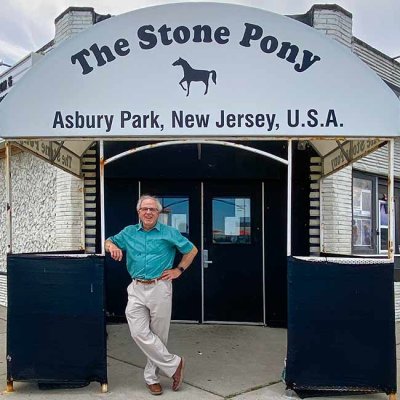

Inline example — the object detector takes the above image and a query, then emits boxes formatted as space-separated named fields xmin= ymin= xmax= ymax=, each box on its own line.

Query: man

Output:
xmin=105 ymin=195 xmax=198 ymax=395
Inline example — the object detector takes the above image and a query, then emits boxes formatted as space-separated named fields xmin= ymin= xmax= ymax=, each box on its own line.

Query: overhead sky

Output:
xmin=1 ymin=0 xmax=399 ymax=69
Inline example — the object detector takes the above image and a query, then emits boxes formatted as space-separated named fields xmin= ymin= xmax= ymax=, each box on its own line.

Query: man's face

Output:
xmin=138 ymin=198 xmax=160 ymax=230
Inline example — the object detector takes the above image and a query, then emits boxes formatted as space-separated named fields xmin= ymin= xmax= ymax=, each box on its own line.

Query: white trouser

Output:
xmin=125 ymin=279 xmax=181 ymax=384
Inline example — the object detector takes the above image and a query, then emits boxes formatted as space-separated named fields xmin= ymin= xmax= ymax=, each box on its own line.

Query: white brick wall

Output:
xmin=55 ymin=169 xmax=84 ymax=250
xmin=321 ymin=166 xmax=352 ymax=255
xmin=309 ymin=157 xmax=321 ymax=255
xmin=0 ymin=275 xmax=6 ymax=307
xmin=82 ymin=146 xmax=98 ymax=253
xmin=354 ymin=140 xmax=400 ymax=178
xmin=353 ymin=39 xmax=400 ymax=90
xmin=311 ymin=7 xmax=353 ymax=255
xmin=395 ymin=282 xmax=400 ymax=321
xmin=55 ymin=9 xmax=94 ymax=45
xmin=312 ymin=6 xmax=353 ymax=48
xmin=311 ymin=5 xmax=400 ymax=319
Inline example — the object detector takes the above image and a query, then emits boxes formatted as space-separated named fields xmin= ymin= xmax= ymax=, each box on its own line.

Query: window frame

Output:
xmin=378 ymin=198 xmax=389 ymax=254
xmin=352 ymin=171 xmax=377 ymax=254
xmin=378 ymin=179 xmax=400 ymax=255
xmin=211 ymin=196 xmax=252 ymax=245
xmin=352 ymin=171 xmax=400 ymax=255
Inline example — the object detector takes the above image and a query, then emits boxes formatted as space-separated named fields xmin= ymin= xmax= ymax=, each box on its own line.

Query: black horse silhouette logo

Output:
xmin=172 ymin=58 xmax=217 ymax=96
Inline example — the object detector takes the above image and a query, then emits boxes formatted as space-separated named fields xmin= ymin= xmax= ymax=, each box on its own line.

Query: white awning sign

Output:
xmin=0 ymin=3 xmax=398 ymax=138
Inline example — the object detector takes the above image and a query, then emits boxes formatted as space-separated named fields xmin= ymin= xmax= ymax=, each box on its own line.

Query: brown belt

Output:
xmin=134 ymin=278 xmax=159 ymax=285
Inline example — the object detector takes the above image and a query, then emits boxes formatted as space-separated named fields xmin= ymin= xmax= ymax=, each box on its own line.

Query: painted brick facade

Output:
xmin=310 ymin=5 xmax=400 ymax=319
xmin=352 ymin=38 xmax=400 ymax=91
xmin=311 ymin=5 xmax=353 ymax=48
xmin=0 ymin=152 xmax=58 ymax=273
xmin=55 ymin=8 xmax=95 ymax=44
xmin=354 ymin=140 xmax=400 ymax=178
xmin=310 ymin=6 xmax=400 ymax=256
xmin=0 ymin=8 xmax=102 ymax=305
xmin=320 ymin=166 xmax=353 ymax=255
xmin=311 ymin=6 xmax=353 ymax=256
xmin=82 ymin=145 xmax=98 ymax=254
xmin=309 ymin=157 xmax=321 ymax=255
xmin=395 ymin=283 xmax=400 ymax=320
xmin=55 ymin=169 xmax=84 ymax=250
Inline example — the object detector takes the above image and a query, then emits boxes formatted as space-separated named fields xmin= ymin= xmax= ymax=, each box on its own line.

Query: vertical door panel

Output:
xmin=141 ymin=181 xmax=202 ymax=322
xmin=203 ymin=182 xmax=263 ymax=323
xmin=104 ymin=179 xmax=138 ymax=320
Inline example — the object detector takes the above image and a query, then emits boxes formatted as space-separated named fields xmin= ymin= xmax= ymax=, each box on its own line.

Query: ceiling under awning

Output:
xmin=0 ymin=139 xmax=94 ymax=177
xmin=1 ymin=137 xmax=390 ymax=179
xmin=15 ymin=140 xmax=95 ymax=177
xmin=310 ymin=138 xmax=388 ymax=177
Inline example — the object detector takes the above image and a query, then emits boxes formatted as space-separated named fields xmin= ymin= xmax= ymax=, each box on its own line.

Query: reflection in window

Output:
xmin=157 ymin=197 xmax=189 ymax=234
xmin=353 ymin=178 xmax=372 ymax=247
xmin=379 ymin=196 xmax=389 ymax=253
xmin=212 ymin=197 xmax=251 ymax=244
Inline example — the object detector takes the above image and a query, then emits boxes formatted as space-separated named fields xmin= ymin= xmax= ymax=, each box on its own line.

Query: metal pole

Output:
xmin=105 ymin=140 xmax=288 ymax=166
xmin=201 ymin=181 xmax=205 ymax=323
xmin=287 ymin=140 xmax=292 ymax=256
xmin=388 ymin=139 xmax=395 ymax=260
xmin=262 ymin=181 xmax=266 ymax=325
xmin=99 ymin=140 xmax=105 ymax=255
xmin=5 ymin=141 xmax=12 ymax=254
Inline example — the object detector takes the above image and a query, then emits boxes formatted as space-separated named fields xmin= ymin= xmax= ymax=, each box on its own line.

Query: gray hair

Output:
xmin=136 ymin=195 xmax=163 ymax=212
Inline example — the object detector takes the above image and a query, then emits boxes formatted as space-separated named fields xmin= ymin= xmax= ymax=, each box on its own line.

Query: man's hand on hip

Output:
xmin=161 ymin=269 xmax=182 ymax=281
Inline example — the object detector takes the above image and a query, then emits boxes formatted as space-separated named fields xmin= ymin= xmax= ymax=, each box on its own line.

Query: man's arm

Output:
xmin=105 ymin=239 xmax=123 ymax=261
xmin=161 ymin=246 xmax=198 ymax=281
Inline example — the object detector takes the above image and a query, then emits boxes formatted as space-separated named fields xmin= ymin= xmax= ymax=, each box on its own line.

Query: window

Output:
xmin=378 ymin=197 xmax=389 ymax=253
xmin=212 ymin=197 xmax=251 ymax=244
xmin=352 ymin=173 xmax=400 ymax=255
xmin=353 ymin=177 xmax=373 ymax=249
xmin=158 ymin=197 xmax=189 ymax=234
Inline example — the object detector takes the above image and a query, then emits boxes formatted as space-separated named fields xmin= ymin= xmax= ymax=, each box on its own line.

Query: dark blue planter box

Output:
xmin=7 ymin=254 xmax=107 ymax=389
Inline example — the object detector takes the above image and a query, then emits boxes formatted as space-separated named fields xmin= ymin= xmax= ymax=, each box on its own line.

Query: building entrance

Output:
xmin=104 ymin=140 xmax=294 ymax=326
xmin=141 ymin=180 xmax=264 ymax=324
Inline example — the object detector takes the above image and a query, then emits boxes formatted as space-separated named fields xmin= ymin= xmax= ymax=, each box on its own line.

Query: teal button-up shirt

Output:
xmin=108 ymin=221 xmax=194 ymax=279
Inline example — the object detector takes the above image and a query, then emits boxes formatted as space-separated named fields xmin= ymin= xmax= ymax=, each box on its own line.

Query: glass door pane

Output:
xmin=212 ymin=197 xmax=251 ymax=244
xmin=158 ymin=197 xmax=189 ymax=235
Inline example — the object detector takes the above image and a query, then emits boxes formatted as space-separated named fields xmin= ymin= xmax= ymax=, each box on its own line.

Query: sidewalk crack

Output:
xmin=107 ymin=355 xmax=225 ymax=398
xmin=225 ymin=380 xmax=282 ymax=399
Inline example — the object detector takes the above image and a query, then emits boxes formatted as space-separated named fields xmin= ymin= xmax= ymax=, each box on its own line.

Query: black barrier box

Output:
xmin=7 ymin=254 xmax=107 ymax=392
xmin=286 ymin=256 xmax=396 ymax=398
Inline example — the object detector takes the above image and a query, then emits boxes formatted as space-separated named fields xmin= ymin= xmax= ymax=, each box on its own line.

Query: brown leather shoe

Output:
xmin=147 ymin=383 xmax=163 ymax=395
xmin=172 ymin=357 xmax=185 ymax=391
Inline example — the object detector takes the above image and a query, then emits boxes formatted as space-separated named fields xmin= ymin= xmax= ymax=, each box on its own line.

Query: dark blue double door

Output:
xmin=141 ymin=180 xmax=264 ymax=324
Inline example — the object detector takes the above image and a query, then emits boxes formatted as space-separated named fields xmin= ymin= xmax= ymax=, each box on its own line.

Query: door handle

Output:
xmin=203 ymin=249 xmax=213 ymax=268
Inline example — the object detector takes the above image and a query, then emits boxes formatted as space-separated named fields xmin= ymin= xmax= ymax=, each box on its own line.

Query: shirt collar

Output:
xmin=137 ymin=221 xmax=161 ymax=232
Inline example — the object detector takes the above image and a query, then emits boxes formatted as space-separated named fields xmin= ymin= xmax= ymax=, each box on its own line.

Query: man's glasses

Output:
xmin=139 ymin=207 xmax=159 ymax=213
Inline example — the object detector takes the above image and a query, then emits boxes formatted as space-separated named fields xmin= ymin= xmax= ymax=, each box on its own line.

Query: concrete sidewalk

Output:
xmin=0 ymin=306 xmax=397 ymax=399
